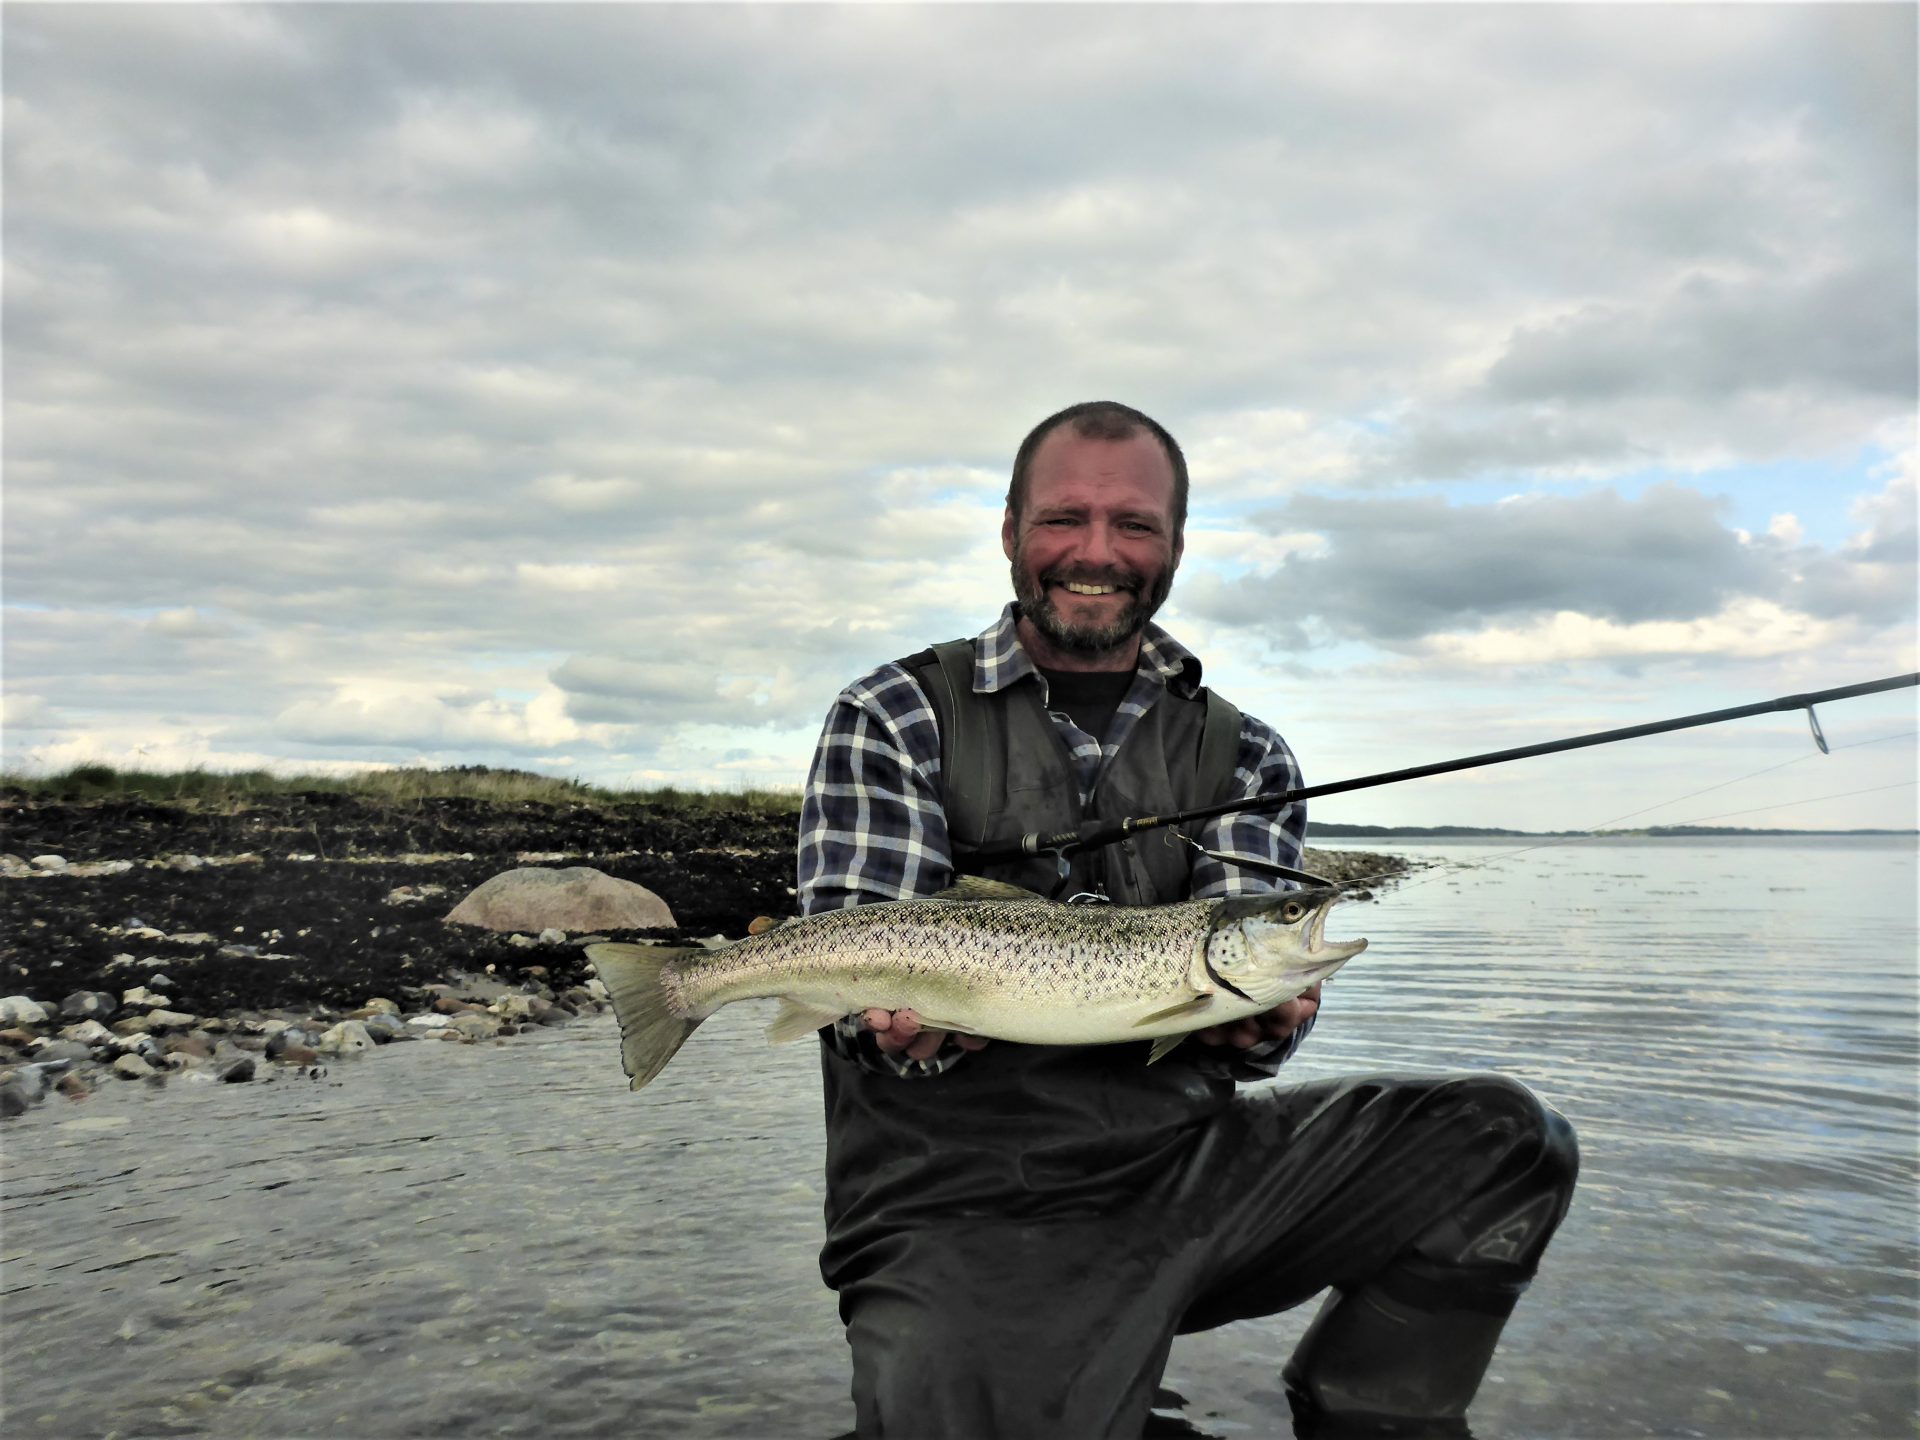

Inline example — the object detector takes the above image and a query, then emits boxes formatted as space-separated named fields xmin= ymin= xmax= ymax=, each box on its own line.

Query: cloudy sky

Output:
xmin=5 ymin=3 xmax=1915 ymax=831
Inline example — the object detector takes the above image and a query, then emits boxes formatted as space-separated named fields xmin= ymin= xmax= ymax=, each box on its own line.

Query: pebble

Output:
xmin=0 ymin=996 xmax=51 ymax=1027
xmin=218 ymin=1057 xmax=256 ymax=1084
xmin=29 ymin=854 xmax=67 ymax=871
xmin=33 ymin=1039 xmax=95 ymax=1064
xmin=112 ymin=1054 xmax=157 ymax=1080
xmin=264 ymin=1027 xmax=312 ymax=1058
xmin=60 ymin=990 xmax=117 ymax=1022
xmin=119 ymin=986 xmax=168 ymax=1011
xmin=317 ymin=1021 xmax=375 ymax=1057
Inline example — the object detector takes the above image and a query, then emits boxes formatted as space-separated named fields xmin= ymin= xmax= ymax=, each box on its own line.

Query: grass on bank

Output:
xmin=0 ymin=763 xmax=806 ymax=818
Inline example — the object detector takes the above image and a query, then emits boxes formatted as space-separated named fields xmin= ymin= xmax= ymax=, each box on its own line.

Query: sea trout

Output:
xmin=588 ymin=878 xmax=1366 ymax=1092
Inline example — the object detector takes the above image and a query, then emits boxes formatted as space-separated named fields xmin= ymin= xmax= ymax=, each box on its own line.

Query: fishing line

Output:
xmin=1296 ymin=727 xmax=1920 ymax=899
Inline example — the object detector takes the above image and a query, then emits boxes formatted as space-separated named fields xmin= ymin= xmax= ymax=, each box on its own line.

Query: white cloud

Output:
xmin=1418 ymin=599 xmax=1847 ymax=667
xmin=1 ymin=4 xmax=1911 ymax=825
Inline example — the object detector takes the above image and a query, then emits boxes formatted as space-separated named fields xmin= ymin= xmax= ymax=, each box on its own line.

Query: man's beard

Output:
xmin=1010 ymin=543 xmax=1175 ymax=660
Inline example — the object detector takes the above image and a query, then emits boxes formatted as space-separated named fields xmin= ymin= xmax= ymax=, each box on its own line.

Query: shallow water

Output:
xmin=3 ymin=836 xmax=1915 ymax=1438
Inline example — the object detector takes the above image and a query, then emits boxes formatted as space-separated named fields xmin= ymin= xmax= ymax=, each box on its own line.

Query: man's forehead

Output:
xmin=1026 ymin=428 xmax=1177 ymax=507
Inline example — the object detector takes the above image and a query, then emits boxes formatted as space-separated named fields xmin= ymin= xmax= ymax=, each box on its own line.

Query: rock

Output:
xmin=277 ymin=1043 xmax=320 ymax=1066
xmin=491 ymin=995 xmax=537 ymax=1020
xmin=28 ymin=854 xmax=67 ymax=871
xmin=163 ymin=1033 xmax=216 ymax=1060
xmin=119 ymin=986 xmax=168 ymax=1011
xmin=147 ymin=973 xmax=177 ymax=991
xmin=523 ymin=965 xmax=551 ymax=980
xmin=447 ymin=1012 xmax=502 ymax=1043
xmin=584 ymin=978 xmax=610 ymax=1001
xmin=0 ymin=1081 xmax=30 ymax=1117
xmin=1 ymin=1066 xmax=47 ymax=1103
xmin=59 ymin=1019 xmax=115 ymax=1046
xmin=55 ymin=1070 xmax=94 ymax=1100
xmin=264 ymin=1027 xmax=312 ymax=1059
xmin=164 ymin=853 xmax=207 ymax=871
xmin=60 ymin=991 xmax=117 ymax=1022
xmin=361 ymin=1014 xmax=407 ymax=1043
xmin=217 ymin=1058 xmax=256 ymax=1083
xmin=32 ymin=1039 xmax=94 ymax=1064
xmin=356 ymin=998 xmax=402 ymax=1017
xmin=0 ymin=1027 xmax=39 ymax=1048
xmin=141 ymin=1010 xmax=201 ymax=1033
xmin=406 ymin=1014 xmax=451 ymax=1030
xmin=317 ymin=1021 xmax=375 ymax=1057
xmin=536 ymin=928 xmax=566 ymax=945
xmin=385 ymin=883 xmax=450 ymax=905
xmin=112 ymin=1054 xmax=157 ymax=1080
xmin=0 ymin=997 xmax=50 ymax=1028
xmin=444 ymin=866 xmax=676 ymax=934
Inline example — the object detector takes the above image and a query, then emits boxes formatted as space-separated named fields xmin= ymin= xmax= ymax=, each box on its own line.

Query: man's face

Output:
xmin=1002 ymin=428 xmax=1183 ymax=662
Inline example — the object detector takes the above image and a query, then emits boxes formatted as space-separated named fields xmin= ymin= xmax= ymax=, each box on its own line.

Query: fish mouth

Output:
xmin=1304 ymin=893 xmax=1368 ymax=965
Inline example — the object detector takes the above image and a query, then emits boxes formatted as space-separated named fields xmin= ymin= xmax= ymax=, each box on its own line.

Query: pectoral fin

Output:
xmin=765 ymin=999 xmax=846 ymax=1045
xmin=1131 ymin=995 xmax=1214 ymax=1029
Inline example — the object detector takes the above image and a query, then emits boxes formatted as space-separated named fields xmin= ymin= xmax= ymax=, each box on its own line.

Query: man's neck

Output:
xmin=1012 ymin=614 xmax=1143 ymax=674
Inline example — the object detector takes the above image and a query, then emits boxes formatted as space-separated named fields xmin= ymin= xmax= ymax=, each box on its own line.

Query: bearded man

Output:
xmin=797 ymin=401 xmax=1578 ymax=1439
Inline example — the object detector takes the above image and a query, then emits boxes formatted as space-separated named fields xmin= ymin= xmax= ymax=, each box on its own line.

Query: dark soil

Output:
xmin=0 ymin=792 xmax=1401 ymax=1019
xmin=0 ymin=793 xmax=796 ymax=1018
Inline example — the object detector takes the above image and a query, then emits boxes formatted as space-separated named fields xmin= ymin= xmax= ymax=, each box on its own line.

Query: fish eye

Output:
xmin=1281 ymin=901 xmax=1305 ymax=923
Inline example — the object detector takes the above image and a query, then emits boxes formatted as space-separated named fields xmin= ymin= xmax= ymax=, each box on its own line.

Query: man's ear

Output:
xmin=1001 ymin=507 xmax=1017 ymax=561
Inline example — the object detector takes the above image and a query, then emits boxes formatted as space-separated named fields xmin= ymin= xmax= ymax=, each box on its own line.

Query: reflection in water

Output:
xmin=2 ymin=837 xmax=1914 ymax=1438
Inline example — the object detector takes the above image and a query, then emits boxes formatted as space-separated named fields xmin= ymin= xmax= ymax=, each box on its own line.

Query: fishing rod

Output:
xmin=959 ymin=671 xmax=1919 ymax=873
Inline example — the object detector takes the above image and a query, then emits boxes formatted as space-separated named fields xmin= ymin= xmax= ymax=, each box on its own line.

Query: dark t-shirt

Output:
xmin=1036 ymin=665 xmax=1135 ymax=743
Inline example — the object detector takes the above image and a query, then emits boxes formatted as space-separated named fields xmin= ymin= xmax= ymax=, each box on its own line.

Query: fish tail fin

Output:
xmin=585 ymin=943 xmax=703 ymax=1091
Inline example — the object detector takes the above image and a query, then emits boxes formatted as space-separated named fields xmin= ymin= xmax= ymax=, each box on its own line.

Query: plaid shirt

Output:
xmin=798 ymin=603 xmax=1313 ymax=1078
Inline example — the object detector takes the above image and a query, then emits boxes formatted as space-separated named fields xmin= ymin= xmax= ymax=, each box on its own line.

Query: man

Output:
xmin=797 ymin=402 xmax=1578 ymax=1439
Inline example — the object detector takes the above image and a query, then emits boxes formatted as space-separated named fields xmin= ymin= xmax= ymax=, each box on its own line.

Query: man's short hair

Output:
xmin=1006 ymin=401 xmax=1189 ymax=535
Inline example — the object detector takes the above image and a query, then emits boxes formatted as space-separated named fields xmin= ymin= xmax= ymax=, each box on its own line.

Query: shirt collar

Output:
xmin=974 ymin=602 xmax=1204 ymax=699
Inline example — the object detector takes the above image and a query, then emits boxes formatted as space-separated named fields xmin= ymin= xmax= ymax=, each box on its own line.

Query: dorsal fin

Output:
xmin=933 ymin=876 xmax=1046 ymax=902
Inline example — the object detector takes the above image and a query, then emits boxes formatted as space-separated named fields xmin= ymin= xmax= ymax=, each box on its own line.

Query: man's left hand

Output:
xmin=1193 ymin=983 xmax=1321 ymax=1049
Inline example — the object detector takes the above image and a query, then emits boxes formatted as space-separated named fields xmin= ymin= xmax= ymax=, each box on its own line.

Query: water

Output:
xmin=3 ymin=836 xmax=1914 ymax=1438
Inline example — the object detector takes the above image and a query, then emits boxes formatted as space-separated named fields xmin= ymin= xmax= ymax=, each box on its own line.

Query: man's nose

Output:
xmin=1074 ymin=520 xmax=1122 ymax=566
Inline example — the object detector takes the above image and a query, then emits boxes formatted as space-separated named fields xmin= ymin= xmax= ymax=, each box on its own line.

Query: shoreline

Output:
xmin=1 ymin=792 xmax=1405 ymax=1117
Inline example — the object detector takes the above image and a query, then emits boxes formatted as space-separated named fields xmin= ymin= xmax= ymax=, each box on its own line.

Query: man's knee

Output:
xmin=1452 ymin=1072 xmax=1579 ymax=1198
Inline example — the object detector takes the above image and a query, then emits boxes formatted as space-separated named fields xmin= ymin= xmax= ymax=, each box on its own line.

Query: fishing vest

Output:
xmin=817 ymin=635 xmax=1257 ymax=1261
xmin=900 ymin=639 xmax=1245 ymax=904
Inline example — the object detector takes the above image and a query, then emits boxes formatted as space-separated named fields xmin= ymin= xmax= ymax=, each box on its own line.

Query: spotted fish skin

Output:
xmin=588 ymin=885 xmax=1366 ymax=1091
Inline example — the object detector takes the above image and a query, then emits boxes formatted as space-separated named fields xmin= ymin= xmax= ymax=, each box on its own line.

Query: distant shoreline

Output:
xmin=1310 ymin=824 xmax=1917 ymax=839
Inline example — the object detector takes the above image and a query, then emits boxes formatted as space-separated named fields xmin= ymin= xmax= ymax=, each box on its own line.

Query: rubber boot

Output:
xmin=1281 ymin=1280 xmax=1514 ymax=1437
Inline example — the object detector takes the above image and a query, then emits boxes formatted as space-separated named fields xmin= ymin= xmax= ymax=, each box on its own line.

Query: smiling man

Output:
xmin=797 ymin=402 xmax=1578 ymax=1439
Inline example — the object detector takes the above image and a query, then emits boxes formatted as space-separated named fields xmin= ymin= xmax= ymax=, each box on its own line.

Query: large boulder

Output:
xmin=443 ymin=867 xmax=676 ymax=933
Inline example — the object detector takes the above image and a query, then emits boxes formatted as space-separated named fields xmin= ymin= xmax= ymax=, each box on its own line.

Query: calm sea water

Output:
xmin=3 ymin=836 xmax=1914 ymax=1439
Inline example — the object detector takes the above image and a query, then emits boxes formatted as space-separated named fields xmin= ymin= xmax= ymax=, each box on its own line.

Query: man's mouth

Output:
xmin=1060 ymin=581 xmax=1121 ymax=596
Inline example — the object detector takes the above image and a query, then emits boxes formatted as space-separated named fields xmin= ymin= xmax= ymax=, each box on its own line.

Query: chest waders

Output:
xmin=818 ymin=641 xmax=1579 ymax=1439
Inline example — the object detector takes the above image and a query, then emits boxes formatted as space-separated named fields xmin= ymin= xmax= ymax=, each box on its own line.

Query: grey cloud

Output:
xmin=1487 ymin=266 xmax=1917 ymax=407
xmin=1183 ymin=486 xmax=1783 ymax=644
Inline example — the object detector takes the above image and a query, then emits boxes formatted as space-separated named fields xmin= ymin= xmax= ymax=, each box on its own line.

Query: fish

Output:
xmin=586 ymin=877 xmax=1366 ymax=1092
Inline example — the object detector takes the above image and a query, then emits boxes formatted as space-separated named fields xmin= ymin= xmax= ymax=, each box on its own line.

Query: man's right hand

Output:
xmin=862 ymin=1008 xmax=992 ymax=1061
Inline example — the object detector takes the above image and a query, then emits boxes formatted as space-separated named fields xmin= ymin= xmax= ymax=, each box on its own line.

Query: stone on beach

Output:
xmin=0 ymin=996 xmax=50 ymax=1027
xmin=443 ymin=866 xmax=676 ymax=933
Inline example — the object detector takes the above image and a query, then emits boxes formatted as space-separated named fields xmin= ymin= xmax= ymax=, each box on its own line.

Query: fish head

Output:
xmin=1202 ymin=887 xmax=1368 ymax=1008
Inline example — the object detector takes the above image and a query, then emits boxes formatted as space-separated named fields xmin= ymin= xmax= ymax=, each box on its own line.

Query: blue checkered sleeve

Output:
xmin=797 ymin=663 xmax=952 ymax=914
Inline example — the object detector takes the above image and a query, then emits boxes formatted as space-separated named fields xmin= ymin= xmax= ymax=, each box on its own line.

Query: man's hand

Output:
xmin=863 ymin=1008 xmax=992 ymax=1062
xmin=1193 ymin=983 xmax=1321 ymax=1050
